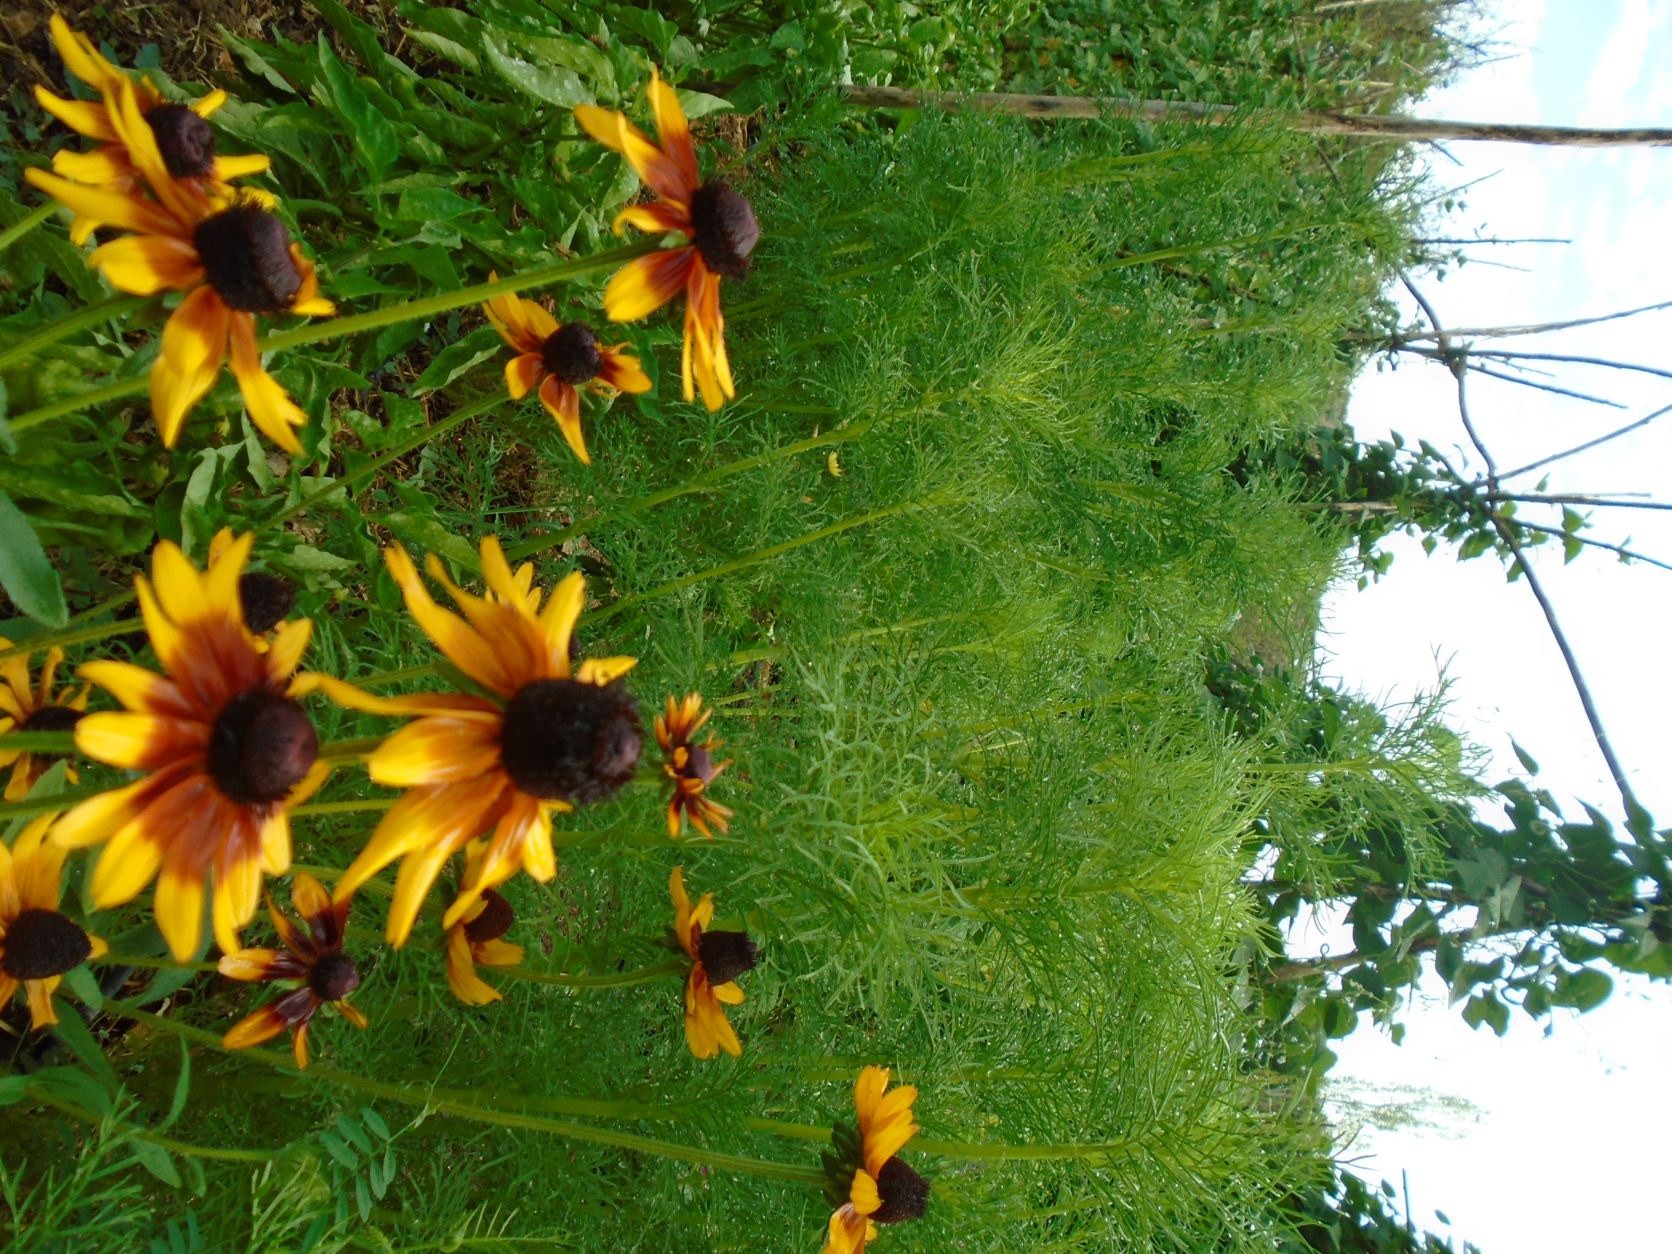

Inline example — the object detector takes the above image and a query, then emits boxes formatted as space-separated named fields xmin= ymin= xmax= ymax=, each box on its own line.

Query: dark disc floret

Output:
xmin=463 ymin=890 xmax=515 ymax=944
xmin=680 ymin=743 xmax=719 ymax=784
xmin=307 ymin=950 xmax=361 ymax=1002
xmin=871 ymin=1156 xmax=931 ymax=1225
xmin=498 ymin=678 xmax=641 ymax=804
xmin=20 ymin=704 xmax=84 ymax=763
xmin=193 ymin=204 xmax=302 ymax=314
xmin=695 ymin=929 xmax=758 ymax=986
xmin=146 ymin=104 xmax=216 ymax=179
xmin=238 ymin=571 xmax=296 ymax=634
xmin=1 ymin=907 xmax=92 ymax=981
xmin=208 ymin=688 xmax=319 ymax=806
xmin=540 ymin=323 xmax=604 ymax=385
xmin=688 ymin=181 xmax=759 ymax=279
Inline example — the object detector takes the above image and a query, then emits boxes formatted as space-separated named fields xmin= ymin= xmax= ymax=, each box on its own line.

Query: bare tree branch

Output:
xmin=841 ymin=85 xmax=1672 ymax=146
xmin=1497 ymin=402 xmax=1672 ymax=481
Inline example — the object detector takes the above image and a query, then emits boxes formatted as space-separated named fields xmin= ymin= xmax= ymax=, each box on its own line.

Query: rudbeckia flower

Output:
xmin=211 ymin=527 xmax=297 ymax=640
xmin=482 ymin=281 xmax=651 ymax=465
xmin=219 ymin=872 xmax=367 ymax=1069
xmin=0 ymin=814 xmax=108 ymax=1030
xmin=444 ymin=861 xmax=525 ymax=1006
xmin=0 ymin=638 xmax=90 ymax=801
xmin=25 ymin=78 xmax=333 ymax=452
xmin=656 ymin=693 xmax=733 ymax=838
xmin=314 ymin=536 xmax=640 ymax=946
xmin=50 ymin=534 xmax=328 ymax=960
xmin=575 ymin=69 xmax=759 ymax=410
xmin=670 ymin=865 xmax=756 ymax=1059
xmin=32 ymin=14 xmax=272 ymax=244
xmin=823 ymin=1067 xmax=931 ymax=1254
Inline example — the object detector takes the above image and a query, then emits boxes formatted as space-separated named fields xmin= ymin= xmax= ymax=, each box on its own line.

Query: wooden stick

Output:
xmin=839 ymin=85 xmax=1672 ymax=148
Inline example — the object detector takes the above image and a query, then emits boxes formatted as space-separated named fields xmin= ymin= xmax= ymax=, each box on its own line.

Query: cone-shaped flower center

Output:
xmin=1 ymin=907 xmax=92 ymax=980
xmin=689 ymin=181 xmax=759 ymax=279
xmin=239 ymin=571 xmax=296 ymax=634
xmin=498 ymin=678 xmax=641 ymax=804
xmin=540 ymin=323 xmax=603 ymax=385
xmin=208 ymin=688 xmax=318 ymax=806
xmin=146 ymin=104 xmax=216 ymax=179
xmin=681 ymin=743 xmax=718 ymax=784
xmin=871 ymin=1156 xmax=931 ymax=1225
xmin=695 ymin=929 xmax=758 ymax=985
xmin=193 ymin=205 xmax=302 ymax=314
xmin=21 ymin=704 xmax=84 ymax=741
xmin=463 ymin=889 xmax=515 ymax=943
xmin=307 ymin=949 xmax=361 ymax=1001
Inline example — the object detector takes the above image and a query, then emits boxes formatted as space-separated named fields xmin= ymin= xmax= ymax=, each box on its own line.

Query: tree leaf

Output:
xmin=0 ymin=488 xmax=67 ymax=626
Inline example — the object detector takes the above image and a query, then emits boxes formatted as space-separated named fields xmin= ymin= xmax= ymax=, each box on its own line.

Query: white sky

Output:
xmin=1318 ymin=2 xmax=1672 ymax=1249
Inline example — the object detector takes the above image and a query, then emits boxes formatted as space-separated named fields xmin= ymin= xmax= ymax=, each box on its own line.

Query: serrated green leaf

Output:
xmin=0 ymin=489 xmax=67 ymax=627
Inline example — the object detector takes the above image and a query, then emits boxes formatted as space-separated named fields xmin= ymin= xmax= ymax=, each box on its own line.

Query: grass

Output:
xmin=0 ymin=3 xmax=1460 ymax=1250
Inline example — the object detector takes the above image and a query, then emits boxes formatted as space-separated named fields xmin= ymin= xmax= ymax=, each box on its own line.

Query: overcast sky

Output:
xmin=1319 ymin=2 xmax=1672 ymax=1250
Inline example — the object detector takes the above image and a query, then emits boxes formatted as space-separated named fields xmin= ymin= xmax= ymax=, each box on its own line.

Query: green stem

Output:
xmin=0 ymin=617 xmax=137 ymax=664
xmin=0 ymin=203 xmax=53 ymax=253
xmin=0 ymin=783 xmax=108 ymax=822
xmin=6 ymin=241 xmax=659 ymax=433
xmin=497 ymin=958 xmax=685 ymax=989
xmin=106 ymin=999 xmax=826 ymax=1185
xmin=0 ymin=295 xmax=151 ymax=373
xmin=292 ymin=798 xmax=394 ymax=818
xmin=260 ymin=394 xmax=498 ymax=533
xmin=506 ymin=418 xmax=881 ymax=562
xmin=0 ymin=730 xmax=77 ymax=753
xmin=29 ymin=1089 xmax=274 ymax=1163
xmin=590 ymin=492 xmax=945 ymax=624
xmin=317 ymin=734 xmax=387 ymax=762
xmin=93 ymin=953 xmax=220 ymax=973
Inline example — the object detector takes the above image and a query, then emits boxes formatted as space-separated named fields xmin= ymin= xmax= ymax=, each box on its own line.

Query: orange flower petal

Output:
xmin=603 ymin=246 xmax=696 ymax=323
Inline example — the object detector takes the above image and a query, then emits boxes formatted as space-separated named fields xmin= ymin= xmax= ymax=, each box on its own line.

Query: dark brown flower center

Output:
xmin=193 ymin=205 xmax=302 ymax=314
xmin=239 ymin=571 xmax=296 ymax=634
xmin=208 ymin=688 xmax=318 ymax=806
xmin=682 ymin=743 xmax=718 ymax=783
xmin=695 ymin=929 xmax=758 ymax=986
xmin=540 ymin=323 xmax=603 ymax=385
xmin=871 ymin=1156 xmax=930 ymax=1225
xmin=1 ymin=907 xmax=92 ymax=981
xmin=146 ymin=104 xmax=216 ymax=179
xmin=307 ymin=949 xmax=360 ymax=1001
xmin=463 ymin=890 xmax=515 ymax=944
xmin=498 ymin=678 xmax=641 ymax=804
xmin=20 ymin=704 xmax=83 ymax=750
xmin=689 ymin=181 xmax=759 ymax=279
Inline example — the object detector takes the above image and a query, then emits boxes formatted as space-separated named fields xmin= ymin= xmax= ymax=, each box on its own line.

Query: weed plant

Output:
xmin=0 ymin=6 xmax=1439 ymax=1250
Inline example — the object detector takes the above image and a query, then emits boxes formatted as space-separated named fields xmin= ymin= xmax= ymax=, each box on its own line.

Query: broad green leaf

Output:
xmin=131 ymin=1139 xmax=183 ymax=1188
xmin=482 ymin=32 xmax=590 ymax=107
xmin=0 ymin=488 xmax=67 ymax=626
xmin=675 ymin=89 xmax=734 ymax=120
xmin=412 ymin=327 xmax=503 ymax=394
xmin=48 ymin=995 xmax=121 ymax=1090
xmin=161 ymin=1036 xmax=192 ymax=1131
xmin=317 ymin=39 xmax=400 ymax=180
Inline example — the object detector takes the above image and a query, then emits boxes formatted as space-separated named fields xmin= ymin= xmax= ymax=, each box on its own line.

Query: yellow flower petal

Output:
xmin=537 ymin=376 xmax=589 ymax=465
xmin=367 ymin=716 xmax=504 ymax=787
xmin=150 ymin=287 xmax=231 ymax=447
xmin=228 ymin=312 xmax=306 ymax=453
xmin=602 ymin=246 xmax=696 ymax=323
xmin=75 ymin=710 xmax=202 ymax=771
xmin=87 ymin=233 xmax=204 ymax=295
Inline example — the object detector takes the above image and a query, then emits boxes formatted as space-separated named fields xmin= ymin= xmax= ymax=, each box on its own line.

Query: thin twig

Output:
xmin=1491 ymin=492 xmax=1672 ymax=513
xmin=1463 ymin=361 xmax=1626 ymax=409
xmin=1465 ymin=349 xmax=1672 ymax=385
xmin=1388 ymin=297 xmax=1672 ymax=344
xmin=1506 ymin=520 xmax=1672 ymax=573
xmin=1496 ymin=402 xmax=1672 ymax=482
xmin=1408 ymin=279 xmax=1645 ymax=816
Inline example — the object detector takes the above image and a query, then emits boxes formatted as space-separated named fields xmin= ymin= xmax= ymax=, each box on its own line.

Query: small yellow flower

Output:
xmin=444 ymin=848 xmax=526 ymax=1005
xmin=575 ymin=68 xmax=759 ymax=410
xmin=51 ymin=534 xmax=328 ymax=959
xmin=0 ymin=814 xmax=108 ymax=1030
xmin=219 ymin=872 xmax=367 ymax=1069
xmin=823 ymin=1067 xmax=930 ymax=1254
xmin=669 ymin=866 xmax=757 ymax=1058
xmin=0 ymin=638 xmax=90 ymax=801
xmin=312 ymin=537 xmax=640 ymax=946
xmin=482 ymin=279 xmax=651 ymax=465
xmin=655 ymin=693 xmax=733 ymax=838
xmin=31 ymin=14 xmax=272 ymax=244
